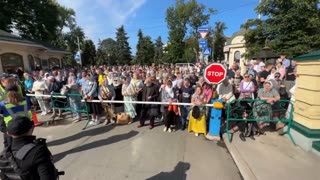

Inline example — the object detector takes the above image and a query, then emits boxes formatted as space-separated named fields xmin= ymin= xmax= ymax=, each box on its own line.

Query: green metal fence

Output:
xmin=50 ymin=93 xmax=90 ymax=130
xmin=225 ymin=99 xmax=295 ymax=144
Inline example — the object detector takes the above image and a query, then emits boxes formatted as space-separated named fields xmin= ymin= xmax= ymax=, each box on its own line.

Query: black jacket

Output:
xmin=11 ymin=136 xmax=57 ymax=180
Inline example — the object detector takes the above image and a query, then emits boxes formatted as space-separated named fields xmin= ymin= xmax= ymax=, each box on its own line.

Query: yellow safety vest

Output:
xmin=0 ymin=85 xmax=5 ymax=101
xmin=4 ymin=100 xmax=32 ymax=125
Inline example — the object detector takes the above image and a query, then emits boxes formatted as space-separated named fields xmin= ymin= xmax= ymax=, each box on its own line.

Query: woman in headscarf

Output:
xmin=82 ymin=73 xmax=102 ymax=125
xmin=99 ymin=78 xmax=115 ymax=125
xmin=254 ymin=81 xmax=280 ymax=130
xmin=121 ymin=76 xmax=137 ymax=124
xmin=65 ymin=76 xmax=82 ymax=123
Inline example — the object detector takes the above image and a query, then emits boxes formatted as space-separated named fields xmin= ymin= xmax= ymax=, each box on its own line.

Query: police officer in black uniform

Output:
xmin=3 ymin=116 xmax=63 ymax=180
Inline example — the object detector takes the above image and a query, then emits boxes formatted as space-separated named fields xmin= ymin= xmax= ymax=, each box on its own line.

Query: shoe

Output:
xmin=276 ymin=122 xmax=285 ymax=130
xmin=137 ymin=124 xmax=143 ymax=128
xmin=195 ymin=133 xmax=199 ymax=137
xmin=239 ymin=133 xmax=246 ymax=141
xmin=104 ymin=120 xmax=111 ymax=125
xmin=89 ymin=121 xmax=95 ymax=125
xmin=168 ymin=128 xmax=172 ymax=133
xmin=163 ymin=127 xmax=168 ymax=132
xmin=94 ymin=120 xmax=101 ymax=125
xmin=149 ymin=125 xmax=154 ymax=130
xmin=41 ymin=112 xmax=47 ymax=116
xmin=250 ymin=136 xmax=255 ymax=140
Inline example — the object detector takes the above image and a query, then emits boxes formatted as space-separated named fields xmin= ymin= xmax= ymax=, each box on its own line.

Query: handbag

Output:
xmin=191 ymin=106 xmax=201 ymax=119
xmin=116 ymin=113 xmax=130 ymax=124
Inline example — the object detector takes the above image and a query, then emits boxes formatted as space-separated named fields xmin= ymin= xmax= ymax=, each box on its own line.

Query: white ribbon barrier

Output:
xmin=27 ymin=94 xmax=66 ymax=98
xmin=26 ymin=94 xmax=217 ymax=107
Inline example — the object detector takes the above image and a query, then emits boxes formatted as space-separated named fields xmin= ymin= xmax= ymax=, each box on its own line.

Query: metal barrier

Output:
xmin=225 ymin=99 xmax=295 ymax=144
xmin=27 ymin=93 xmax=90 ymax=130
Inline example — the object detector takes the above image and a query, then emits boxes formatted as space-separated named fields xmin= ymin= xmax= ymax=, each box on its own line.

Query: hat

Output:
xmin=7 ymin=116 xmax=34 ymax=136
xmin=5 ymin=85 xmax=18 ymax=92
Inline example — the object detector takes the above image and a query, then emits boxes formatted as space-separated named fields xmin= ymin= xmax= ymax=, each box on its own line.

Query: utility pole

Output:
xmin=77 ymin=36 xmax=82 ymax=66
xmin=258 ymin=0 xmax=262 ymax=19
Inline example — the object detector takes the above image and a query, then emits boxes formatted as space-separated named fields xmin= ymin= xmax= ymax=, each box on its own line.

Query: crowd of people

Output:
xmin=3 ymin=55 xmax=298 ymax=140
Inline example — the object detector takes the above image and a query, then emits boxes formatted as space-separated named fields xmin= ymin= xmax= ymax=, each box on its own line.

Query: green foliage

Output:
xmin=243 ymin=0 xmax=320 ymax=58
xmin=82 ymin=40 xmax=96 ymax=66
xmin=136 ymin=29 xmax=155 ymax=65
xmin=212 ymin=22 xmax=227 ymax=62
xmin=63 ymin=26 xmax=85 ymax=66
xmin=115 ymin=25 xmax=132 ymax=65
xmin=154 ymin=36 xmax=164 ymax=64
xmin=96 ymin=38 xmax=117 ymax=65
xmin=165 ymin=0 xmax=216 ymax=63
xmin=0 ymin=0 xmax=75 ymax=43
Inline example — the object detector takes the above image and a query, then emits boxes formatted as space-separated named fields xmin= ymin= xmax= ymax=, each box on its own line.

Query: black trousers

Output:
xmin=140 ymin=107 xmax=155 ymax=126
xmin=163 ymin=108 xmax=175 ymax=128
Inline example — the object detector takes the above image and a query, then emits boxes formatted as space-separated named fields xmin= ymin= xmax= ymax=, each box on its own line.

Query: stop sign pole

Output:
xmin=204 ymin=63 xmax=227 ymax=84
xmin=204 ymin=63 xmax=227 ymax=141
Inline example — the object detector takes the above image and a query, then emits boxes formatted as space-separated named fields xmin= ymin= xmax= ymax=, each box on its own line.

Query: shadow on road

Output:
xmin=47 ymin=124 xmax=115 ymax=146
xmin=52 ymin=130 xmax=139 ymax=163
xmin=146 ymin=162 xmax=190 ymax=180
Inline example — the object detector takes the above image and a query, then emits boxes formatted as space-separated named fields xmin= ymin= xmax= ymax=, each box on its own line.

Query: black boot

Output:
xmin=250 ymin=135 xmax=255 ymax=140
xmin=239 ymin=133 xmax=246 ymax=141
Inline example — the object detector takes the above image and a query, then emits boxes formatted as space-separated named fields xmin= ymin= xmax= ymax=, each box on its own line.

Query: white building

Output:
xmin=223 ymin=29 xmax=248 ymax=74
xmin=0 ymin=30 xmax=69 ymax=74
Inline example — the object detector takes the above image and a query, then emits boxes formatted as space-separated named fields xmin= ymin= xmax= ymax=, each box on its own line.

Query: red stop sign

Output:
xmin=204 ymin=63 xmax=227 ymax=84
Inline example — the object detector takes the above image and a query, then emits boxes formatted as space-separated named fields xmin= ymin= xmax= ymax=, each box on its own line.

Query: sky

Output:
xmin=57 ymin=0 xmax=259 ymax=53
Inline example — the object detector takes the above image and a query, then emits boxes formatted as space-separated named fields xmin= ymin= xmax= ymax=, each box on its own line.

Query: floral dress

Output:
xmin=122 ymin=83 xmax=137 ymax=119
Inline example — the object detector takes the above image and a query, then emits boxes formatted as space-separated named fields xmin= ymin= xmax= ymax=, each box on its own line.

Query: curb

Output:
xmin=223 ymin=134 xmax=258 ymax=180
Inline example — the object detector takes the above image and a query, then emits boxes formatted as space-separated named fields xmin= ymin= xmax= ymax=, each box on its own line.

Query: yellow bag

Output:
xmin=213 ymin=101 xmax=224 ymax=109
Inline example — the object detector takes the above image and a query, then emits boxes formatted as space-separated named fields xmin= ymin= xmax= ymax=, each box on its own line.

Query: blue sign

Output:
xmin=199 ymin=40 xmax=207 ymax=49
xmin=74 ymin=53 xmax=80 ymax=61
xmin=197 ymin=26 xmax=209 ymax=32
xmin=203 ymin=48 xmax=212 ymax=56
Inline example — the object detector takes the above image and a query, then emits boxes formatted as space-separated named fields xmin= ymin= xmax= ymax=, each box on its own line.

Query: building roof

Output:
xmin=294 ymin=51 xmax=320 ymax=62
xmin=226 ymin=28 xmax=248 ymax=45
xmin=0 ymin=29 xmax=69 ymax=54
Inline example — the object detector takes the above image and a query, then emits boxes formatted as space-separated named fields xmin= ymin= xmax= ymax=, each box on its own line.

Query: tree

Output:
xmin=212 ymin=22 xmax=226 ymax=62
xmin=96 ymin=38 xmax=117 ymax=65
xmin=115 ymin=25 xmax=132 ymax=65
xmin=82 ymin=40 xmax=96 ymax=66
xmin=63 ymin=26 xmax=85 ymax=66
xmin=0 ymin=0 xmax=76 ymax=43
xmin=242 ymin=0 xmax=320 ymax=58
xmin=136 ymin=29 xmax=155 ymax=65
xmin=154 ymin=36 xmax=164 ymax=64
xmin=165 ymin=0 xmax=216 ymax=63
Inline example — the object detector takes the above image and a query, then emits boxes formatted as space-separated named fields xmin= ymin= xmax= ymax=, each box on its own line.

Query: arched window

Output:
xmin=28 ymin=55 xmax=35 ymax=71
xmin=234 ymin=51 xmax=241 ymax=63
xmin=48 ymin=58 xmax=60 ymax=69
xmin=34 ymin=57 xmax=41 ymax=69
xmin=1 ymin=53 xmax=23 ymax=74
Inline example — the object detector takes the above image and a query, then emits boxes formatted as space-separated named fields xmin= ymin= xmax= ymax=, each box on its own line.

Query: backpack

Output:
xmin=7 ymin=138 xmax=63 ymax=180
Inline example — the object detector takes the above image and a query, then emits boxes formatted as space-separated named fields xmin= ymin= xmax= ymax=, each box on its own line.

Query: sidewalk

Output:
xmin=224 ymin=132 xmax=320 ymax=180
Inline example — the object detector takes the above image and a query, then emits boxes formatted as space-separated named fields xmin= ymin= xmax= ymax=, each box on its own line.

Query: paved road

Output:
xmin=1 ymin=117 xmax=242 ymax=180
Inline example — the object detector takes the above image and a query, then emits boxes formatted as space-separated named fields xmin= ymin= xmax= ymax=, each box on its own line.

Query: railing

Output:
xmin=28 ymin=93 xmax=90 ymax=129
xmin=225 ymin=99 xmax=295 ymax=144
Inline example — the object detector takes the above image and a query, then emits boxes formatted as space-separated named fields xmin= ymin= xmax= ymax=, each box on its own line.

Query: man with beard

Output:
xmin=112 ymin=76 xmax=124 ymax=114
xmin=137 ymin=75 xmax=159 ymax=129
